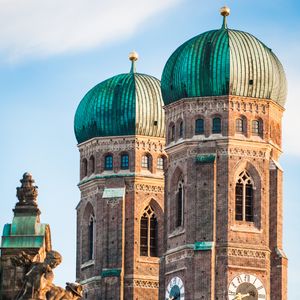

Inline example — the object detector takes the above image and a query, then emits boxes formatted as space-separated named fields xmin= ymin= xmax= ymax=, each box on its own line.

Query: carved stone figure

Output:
xmin=15 ymin=250 xmax=62 ymax=299
xmin=46 ymin=282 xmax=83 ymax=300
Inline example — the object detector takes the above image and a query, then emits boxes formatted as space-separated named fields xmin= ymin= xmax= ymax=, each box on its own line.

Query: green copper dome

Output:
xmin=74 ymin=57 xmax=165 ymax=144
xmin=161 ymin=14 xmax=287 ymax=107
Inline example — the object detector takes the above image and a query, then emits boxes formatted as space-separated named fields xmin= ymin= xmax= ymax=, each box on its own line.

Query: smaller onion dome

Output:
xmin=161 ymin=7 xmax=287 ymax=107
xmin=74 ymin=52 xmax=165 ymax=144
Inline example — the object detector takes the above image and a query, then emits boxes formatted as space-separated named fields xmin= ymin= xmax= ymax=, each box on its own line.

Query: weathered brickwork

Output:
xmin=76 ymin=135 xmax=165 ymax=299
xmin=160 ymin=96 xmax=287 ymax=300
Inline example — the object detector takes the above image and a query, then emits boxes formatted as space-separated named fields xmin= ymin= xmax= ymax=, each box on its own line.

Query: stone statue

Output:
xmin=15 ymin=250 xmax=62 ymax=299
xmin=46 ymin=282 xmax=83 ymax=300
xmin=12 ymin=250 xmax=83 ymax=300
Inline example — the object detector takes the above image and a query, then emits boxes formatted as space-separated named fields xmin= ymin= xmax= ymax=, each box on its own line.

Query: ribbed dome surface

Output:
xmin=161 ymin=27 xmax=287 ymax=107
xmin=74 ymin=72 xmax=165 ymax=144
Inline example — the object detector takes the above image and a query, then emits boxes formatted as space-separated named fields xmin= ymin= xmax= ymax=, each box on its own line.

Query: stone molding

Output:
xmin=78 ymin=136 xmax=165 ymax=157
xmin=227 ymin=247 xmax=267 ymax=259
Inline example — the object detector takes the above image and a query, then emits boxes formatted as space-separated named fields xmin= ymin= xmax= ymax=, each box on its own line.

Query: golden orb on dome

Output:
xmin=129 ymin=51 xmax=139 ymax=61
xmin=220 ymin=6 xmax=230 ymax=17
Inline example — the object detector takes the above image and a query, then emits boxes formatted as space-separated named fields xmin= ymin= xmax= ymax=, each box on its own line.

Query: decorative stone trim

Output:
xmin=228 ymin=247 xmax=267 ymax=259
xmin=133 ymin=279 xmax=159 ymax=289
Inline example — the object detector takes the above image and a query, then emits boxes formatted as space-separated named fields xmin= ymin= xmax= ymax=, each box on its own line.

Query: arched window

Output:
xmin=252 ymin=120 xmax=262 ymax=136
xmin=141 ymin=154 xmax=151 ymax=170
xmin=104 ymin=154 xmax=113 ymax=170
xmin=176 ymin=180 xmax=184 ymax=227
xmin=157 ymin=156 xmax=165 ymax=170
xmin=88 ymin=216 xmax=95 ymax=260
xmin=169 ymin=123 xmax=175 ymax=142
xmin=89 ymin=155 xmax=95 ymax=174
xmin=212 ymin=117 xmax=221 ymax=134
xmin=121 ymin=153 xmax=129 ymax=170
xmin=82 ymin=158 xmax=88 ymax=177
xmin=195 ymin=118 xmax=204 ymax=135
xmin=235 ymin=171 xmax=254 ymax=222
xmin=140 ymin=205 xmax=157 ymax=257
xmin=236 ymin=118 xmax=243 ymax=133
xmin=179 ymin=121 xmax=183 ymax=138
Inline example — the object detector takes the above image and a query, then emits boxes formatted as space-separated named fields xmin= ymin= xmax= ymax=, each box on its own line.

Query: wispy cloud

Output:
xmin=0 ymin=0 xmax=179 ymax=62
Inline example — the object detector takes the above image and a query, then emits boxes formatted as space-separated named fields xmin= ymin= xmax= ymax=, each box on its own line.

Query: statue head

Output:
xmin=45 ymin=250 xmax=62 ymax=269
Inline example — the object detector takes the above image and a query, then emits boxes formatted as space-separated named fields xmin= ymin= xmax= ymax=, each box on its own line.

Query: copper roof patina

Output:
xmin=74 ymin=54 xmax=165 ymax=144
xmin=161 ymin=11 xmax=287 ymax=107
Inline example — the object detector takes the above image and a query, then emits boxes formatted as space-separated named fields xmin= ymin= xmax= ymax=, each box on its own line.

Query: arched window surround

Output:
xmin=177 ymin=119 xmax=184 ymax=139
xmin=82 ymin=202 xmax=96 ymax=263
xmin=232 ymin=162 xmax=262 ymax=228
xmin=89 ymin=155 xmax=95 ymax=174
xmin=195 ymin=117 xmax=205 ymax=135
xmin=176 ymin=179 xmax=184 ymax=228
xmin=235 ymin=116 xmax=247 ymax=134
xmin=235 ymin=171 xmax=254 ymax=222
xmin=120 ymin=152 xmax=129 ymax=170
xmin=141 ymin=153 xmax=152 ymax=171
xmin=104 ymin=153 xmax=113 ymax=170
xmin=252 ymin=118 xmax=263 ymax=137
xmin=82 ymin=158 xmax=88 ymax=178
xmin=168 ymin=122 xmax=175 ymax=143
xmin=212 ymin=116 xmax=222 ymax=134
xmin=157 ymin=155 xmax=166 ymax=171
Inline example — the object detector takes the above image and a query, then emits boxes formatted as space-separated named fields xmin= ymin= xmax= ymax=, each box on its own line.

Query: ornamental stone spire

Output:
xmin=14 ymin=172 xmax=40 ymax=216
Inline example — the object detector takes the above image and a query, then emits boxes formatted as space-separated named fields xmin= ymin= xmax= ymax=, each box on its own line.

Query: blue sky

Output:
xmin=0 ymin=0 xmax=299 ymax=297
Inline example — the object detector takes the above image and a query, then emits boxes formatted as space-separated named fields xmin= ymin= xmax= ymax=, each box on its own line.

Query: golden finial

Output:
xmin=129 ymin=51 xmax=138 ymax=73
xmin=129 ymin=51 xmax=139 ymax=62
xmin=220 ymin=6 xmax=230 ymax=17
xmin=220 ymin=6 xmax=230 ymax=29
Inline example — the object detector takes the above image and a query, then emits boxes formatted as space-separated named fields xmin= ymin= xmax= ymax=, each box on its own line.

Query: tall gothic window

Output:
xmin=235 ymin=171 xmax=254 ymax=222
xmin=121 ymin=153 xmax=129 ymax=170
xmin=89 ymin=155 xmax=95 ymax=173
xmin=179 ymin=121 xmax=183 ymax=138
xmin=88 ymin=216 xmax=95 ymax=260
xmin=195 ymin=118 xmax=204 ymax=135
xmin=104 ymin=154 xmax=113 ymax=170
xmin=212 ymin=117 xmax=221 ymax=134
xmin=140 ymin=205 xmax=157 ymax=257
xmin=176 ymin=180 xmax=184 ymax=227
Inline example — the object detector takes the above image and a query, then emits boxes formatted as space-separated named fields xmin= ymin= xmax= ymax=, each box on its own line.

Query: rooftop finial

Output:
xmin=220 ymin=6 xmax=230 ymax=29
xmin=129 ymin=51 xmax=139 ymax=73
xmin=16 ymin=172 xmax=38 ymax=205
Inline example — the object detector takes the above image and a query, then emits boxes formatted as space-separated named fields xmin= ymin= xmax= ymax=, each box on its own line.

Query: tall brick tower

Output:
xmin=74 ymin=52 xmax=166 ymax=299
xmin=160 ymin=7 xmax=287 ymax=300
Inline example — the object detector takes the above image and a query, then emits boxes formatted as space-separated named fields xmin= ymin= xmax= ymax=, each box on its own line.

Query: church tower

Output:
xmin=74 ymin=52 xmax=166 ymax=300
xmin=160 ymin=7 xmax=287 ymax=300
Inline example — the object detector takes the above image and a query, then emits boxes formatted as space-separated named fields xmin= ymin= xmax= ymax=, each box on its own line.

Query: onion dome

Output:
xmin=161 ymin=7 xmax=287 ymax=107
xmin=74 ymin=52 xmax=165 ymax=144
